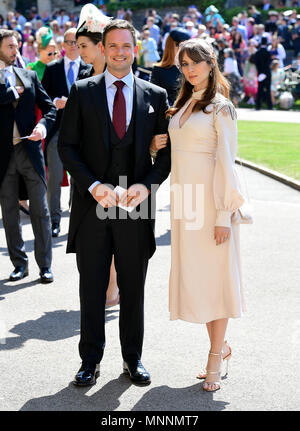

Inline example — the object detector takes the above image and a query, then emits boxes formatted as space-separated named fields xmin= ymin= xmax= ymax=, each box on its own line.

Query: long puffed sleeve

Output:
xmin=213 ymin=99 xmax=244 ymax=227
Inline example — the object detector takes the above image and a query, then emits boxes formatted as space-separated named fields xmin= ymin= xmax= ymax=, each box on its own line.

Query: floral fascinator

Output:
xmin=77 ymin=3 xmax=111 ymax=34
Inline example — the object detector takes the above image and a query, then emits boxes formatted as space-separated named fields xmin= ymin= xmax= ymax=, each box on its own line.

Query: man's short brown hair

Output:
xmin=102 ymin=19 xmax=137 ymax=46
xmin=0 ymin=29 xmax=15 ymax=47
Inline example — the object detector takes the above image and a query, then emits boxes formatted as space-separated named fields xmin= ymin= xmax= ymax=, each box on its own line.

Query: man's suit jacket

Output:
xmin=58 ymin=73 xmax=171 ymax=255
xmin=253 ymin=47 xmax=272 ymax=76
xmin=0 ymin=67 xmax=56 ymax=187
xmin=42 ymin=57 xmax=91 ymax=144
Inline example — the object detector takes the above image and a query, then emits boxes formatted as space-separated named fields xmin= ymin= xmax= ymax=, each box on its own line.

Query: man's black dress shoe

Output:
xmin=51 ymin=223 xmax=60 ymax=238
xmin=123 ymin=360 xmax=151 ymax=385
xmin=40 ymin=268 xmax=54 ymax=283
xmin=73 ymin=362 xmax=100 ymax=386
xmin=9 ymin=266 xmax=28 ymax=281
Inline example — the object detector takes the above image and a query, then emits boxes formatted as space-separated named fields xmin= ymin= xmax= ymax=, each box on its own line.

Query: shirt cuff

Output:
xmin=11 ymin=86 xmax=20 ymax=99
xmin=36 ymin=123 xmax=47 ymax=139
xmin=88 ymin=181 xmax=101 ymax=194
xmin=215 ymin=210 xmax=232 ymax=228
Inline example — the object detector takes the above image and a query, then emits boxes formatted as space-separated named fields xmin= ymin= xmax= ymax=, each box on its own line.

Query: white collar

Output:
xmin=64 ymin=56 xmax=80 ymax=67
xmin=104 ymin=68 xmax=134 ymax=90
xmin=4 ymin=65 xmax=14 ymax=74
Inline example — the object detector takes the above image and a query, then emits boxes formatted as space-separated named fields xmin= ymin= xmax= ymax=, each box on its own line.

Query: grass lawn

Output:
xmin=237 ymin=121 xmax=300 ymax=181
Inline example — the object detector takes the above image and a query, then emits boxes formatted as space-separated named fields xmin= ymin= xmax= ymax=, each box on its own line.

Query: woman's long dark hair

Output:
xmin=155 ymin=34 xmax=177 ymax=69
xmin=166 ymin=38 xmax=230 ymax=118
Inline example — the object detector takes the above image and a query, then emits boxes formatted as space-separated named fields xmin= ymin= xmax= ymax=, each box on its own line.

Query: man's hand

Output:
xmin=150 ymin=133 xmax=168 ymax=152
xmin=28 ymin=125 xmax=43 ymax=141
xmin=214 ymin=226 xmax=230 ymax=246
xmin=119 ymin=184 xmax=150 ymax=208
xmin=92 ymin=184 xmax=119 ymax=208
xmin=55 ymin=98 xmax=67 ymax=110
xmin=16 ymin=86 xmax=24 ymax=95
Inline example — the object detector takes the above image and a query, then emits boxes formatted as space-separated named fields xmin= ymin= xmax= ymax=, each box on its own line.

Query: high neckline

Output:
xmin=192 ymin=88 xmax=206 ymax=100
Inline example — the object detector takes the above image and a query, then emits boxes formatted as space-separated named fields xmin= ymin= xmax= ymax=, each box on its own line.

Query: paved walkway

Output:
xmin=0 ymin=166 xmax=299 ymax=411
xmin=236 ymin=107 xmax=300 ymax=123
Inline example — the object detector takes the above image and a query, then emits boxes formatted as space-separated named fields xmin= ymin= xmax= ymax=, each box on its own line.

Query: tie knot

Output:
xmin=70 ymin=61 xmax=75 ymax=66
xmin=114 ymin=80 xmax=125 ymax=90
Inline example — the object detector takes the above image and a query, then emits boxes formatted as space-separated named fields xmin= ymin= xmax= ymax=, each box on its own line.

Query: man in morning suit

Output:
xmin=42 ymin=28 xmax=91 ymax=238
xmin=0 ymin=29 xmax=56 ymax=283
xmin=253 ymin=36 xmax=273 ymax=110
xmin=58 ymin=20 xmax=171 ymax=386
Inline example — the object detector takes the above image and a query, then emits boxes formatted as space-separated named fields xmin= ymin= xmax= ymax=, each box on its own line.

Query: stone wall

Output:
xmin=0 ymin=0 xmax=16 ymax=18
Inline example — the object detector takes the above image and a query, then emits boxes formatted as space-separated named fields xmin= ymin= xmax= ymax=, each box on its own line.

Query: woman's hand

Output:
xmin=214 ymin=226 xmax=230 ymax=246
xmin=150 ymin=133 xmax=168 ymax=152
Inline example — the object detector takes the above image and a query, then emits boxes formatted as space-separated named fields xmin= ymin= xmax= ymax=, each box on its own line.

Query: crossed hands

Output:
xmin=92 ymin=183 xmax=150 ymax=208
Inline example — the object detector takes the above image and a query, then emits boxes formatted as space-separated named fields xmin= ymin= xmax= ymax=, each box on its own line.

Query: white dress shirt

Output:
xmin=53 ymin=56 xmax=81 ymax=107
xmin=64 ymin=55 xmax=81 ymax=92
xmin=104 ymin=68 xmax=134 ymax=128
xmin=4 ymin=65 xmax=47 ymax=139
xmin=4 ymin=65 xmax=20 ymax=100
xmin=88 ymin=69 xmax=134 ymax=194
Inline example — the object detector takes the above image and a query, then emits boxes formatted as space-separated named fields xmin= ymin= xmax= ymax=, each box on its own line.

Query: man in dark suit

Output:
xmin=42 ymin=28 xmax=90 ymax=238
xmin=265 ymin=11 xmax=279 ymax=35
xmin=58 ymin=20 xmax=171 ymax=386
xmin=247 ymin=5 xmax=263 ymax=25
xmin=253 ymin=36 xmax=273 ymax=110
xmin=0 ymin=29 xmax=56 ymax=283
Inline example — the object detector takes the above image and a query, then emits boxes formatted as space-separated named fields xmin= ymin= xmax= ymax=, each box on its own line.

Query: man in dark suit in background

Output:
xmin=253 ymin=36 xmax=273 ymax=110
xmin=58 ymin=20 xmax=171 ymax=387
xmin=42 ymin=28 xmax=90 ymax=238
xmin=0 ymin=29 xmax=56 ymax=283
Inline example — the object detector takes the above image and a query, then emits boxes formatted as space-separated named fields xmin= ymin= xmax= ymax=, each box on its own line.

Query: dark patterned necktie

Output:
xmin=112 ymin=80 xmax=126 ymax=140
xmin=16 ymin=56 xmax=23 ymax=68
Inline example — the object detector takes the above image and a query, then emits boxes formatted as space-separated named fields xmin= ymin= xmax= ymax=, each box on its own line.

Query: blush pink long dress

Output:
xmin=168 ymin=89 xmax=245 ymax=323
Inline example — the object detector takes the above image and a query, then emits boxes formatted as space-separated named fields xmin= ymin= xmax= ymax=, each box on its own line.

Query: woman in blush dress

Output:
xmin=154 ymin=38 xmax=245 ymax=392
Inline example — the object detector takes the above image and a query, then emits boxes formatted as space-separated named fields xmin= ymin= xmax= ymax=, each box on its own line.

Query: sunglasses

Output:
xmin=64 ymin=40 xmax=78 ymax=47
xmin=47 ymin=51 xmax=58 ymax=57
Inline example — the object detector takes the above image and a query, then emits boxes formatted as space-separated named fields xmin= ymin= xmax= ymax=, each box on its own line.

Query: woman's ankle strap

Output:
xmin=209 ymin=351 xmax=222 ymax=356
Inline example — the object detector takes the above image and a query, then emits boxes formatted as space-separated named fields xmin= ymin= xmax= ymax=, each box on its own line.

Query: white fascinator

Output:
xmin=77 ymin=3 xmax=111 ymax=34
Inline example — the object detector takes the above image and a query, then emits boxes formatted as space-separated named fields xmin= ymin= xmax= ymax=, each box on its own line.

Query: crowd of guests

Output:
xmin=1 ymin=3 xmax=300 ymax=110
xmin=132 ymin=3 xmax=300 ymax=109
xmin=0 ymin=2 xmax=298 ymax=390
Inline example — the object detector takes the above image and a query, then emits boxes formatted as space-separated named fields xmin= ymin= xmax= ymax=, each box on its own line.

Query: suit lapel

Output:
xmin=13 ymin=67 xmax=30 ymax=91
xmin=134 ymin=77 xmax=150 ymax=162
xmin=87 ymin=74 xmax=110 ymax=152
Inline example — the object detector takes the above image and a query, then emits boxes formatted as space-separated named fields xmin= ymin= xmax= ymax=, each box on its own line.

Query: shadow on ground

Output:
xmin=0 ymin=309 xmax=118 ymax=350
xmin=19 ymin=376 xmax=229 ymax=411
xmin=156 ymin=229 xmax=170 ymax=246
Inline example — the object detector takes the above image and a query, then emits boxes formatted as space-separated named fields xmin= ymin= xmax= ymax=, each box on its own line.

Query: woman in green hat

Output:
xmin=27 ymin=26 xmax=57 ymax=81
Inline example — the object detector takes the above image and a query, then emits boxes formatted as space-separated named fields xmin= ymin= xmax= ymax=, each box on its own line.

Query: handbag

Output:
xmin=231 ymin=201 xmax=253 ymax=224
xmin=231 ymin=151 xmax=254 ymax=225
